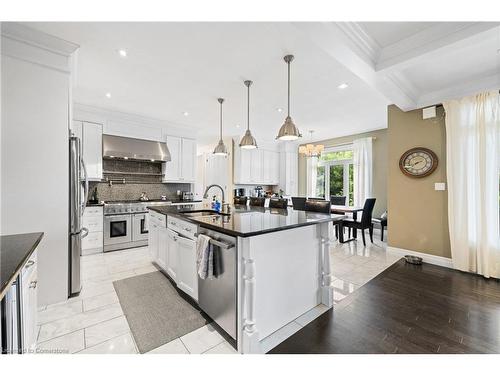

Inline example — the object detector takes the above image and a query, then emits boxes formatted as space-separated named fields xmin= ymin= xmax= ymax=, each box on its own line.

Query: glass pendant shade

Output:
xmin=239 ymin=80 xmax=258 ymax=149
xmin=213 ymin=97 xmax=228 ymax=156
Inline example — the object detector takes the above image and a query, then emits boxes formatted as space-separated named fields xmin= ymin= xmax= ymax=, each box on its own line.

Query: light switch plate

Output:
xmin=435 ymin=182 xmax=446 ymax=191
xmin=423 ymin=106 xmax=437 ymax=119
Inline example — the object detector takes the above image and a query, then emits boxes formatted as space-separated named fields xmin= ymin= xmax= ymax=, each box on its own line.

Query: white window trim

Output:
xmin=314 ymin=145 xmax=354 ymax=200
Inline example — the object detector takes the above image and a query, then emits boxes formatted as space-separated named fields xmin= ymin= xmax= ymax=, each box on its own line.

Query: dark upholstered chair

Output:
xmin=372 ymin=211 xmax=388 ymax=241
xmin=249 ymin=197 xmax=266 ymax=207
xmin=233 ymin=196 xmax=248 ymax=205
xmin=291 ymin=197 xmax=306 ymax=211
xmin=341 ymin=198 xmax=376 ymax=246
xmin=304 ymin=199 xmax=331 ymax=213
xmin=330 ymin=195 xmax=346 ymax=206
xmin=329 ymin=196 xmax=347 ymax=239
xmin=269 ymin=198 xmax=288 ymax=209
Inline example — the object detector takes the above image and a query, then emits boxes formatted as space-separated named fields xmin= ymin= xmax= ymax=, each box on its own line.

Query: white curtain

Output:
xmin=444 ymin=91 xmax=500 ymax=278
xmin=353 ymin=137 xmax=373 ymax=207
xmin=306 ymin=157 xmax=318 ymax=197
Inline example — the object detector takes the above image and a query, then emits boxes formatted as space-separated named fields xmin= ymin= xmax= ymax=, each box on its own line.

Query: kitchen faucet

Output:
xmin=203 ymin=184 xmax=225 ymax=203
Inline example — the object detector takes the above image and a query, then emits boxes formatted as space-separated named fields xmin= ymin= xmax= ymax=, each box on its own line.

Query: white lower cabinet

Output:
xmin=166 ymin=229 xmax=178 ymax=282
xmin=176 ymin=236 xmax=198 ymax=301
xmin=21 ymin=250 xmax=38 ymax=352
xmin=148 ymin=212 xmax=198 ymax=302
xmin=157 ymin=227 xmax=168 ymax=271
xmin=82 ymin=206 xmax=103 ymax=255
xmin=148 ymin=216 xmax=159 ymax=261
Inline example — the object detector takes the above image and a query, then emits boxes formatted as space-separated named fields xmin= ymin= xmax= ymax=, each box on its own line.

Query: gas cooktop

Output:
xmin=104 ymin=199 xmax=171 ymax=204
xmin=104 ymin=200 xmax=172 ymax=215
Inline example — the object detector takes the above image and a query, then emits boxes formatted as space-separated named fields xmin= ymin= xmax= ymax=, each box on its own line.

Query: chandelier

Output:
xmin=299 ymin=130 xmax=324 ymax=158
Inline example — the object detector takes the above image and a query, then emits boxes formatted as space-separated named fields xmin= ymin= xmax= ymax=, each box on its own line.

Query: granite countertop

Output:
xmin=169 ymin=199 xmax=202 ymax=204
xmin=148 ymin=205 xmax=344 ymax=238
xmin=1 ymin=232 xmax=44 ymax=300
xmin=86 ymin=202 xmax=104 ymax=207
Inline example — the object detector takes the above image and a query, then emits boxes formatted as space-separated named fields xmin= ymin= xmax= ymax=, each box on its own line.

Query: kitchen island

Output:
xmin=148 ymin=205 xmax=343 ymax=354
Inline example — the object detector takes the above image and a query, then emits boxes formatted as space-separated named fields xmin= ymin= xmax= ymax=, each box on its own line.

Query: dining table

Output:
xmin=330 ymin=205 xmax=364 ymax=243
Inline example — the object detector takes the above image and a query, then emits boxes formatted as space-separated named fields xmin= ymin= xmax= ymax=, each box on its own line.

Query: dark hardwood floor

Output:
xmin=270 ymin=259 xmax=500 ymax=354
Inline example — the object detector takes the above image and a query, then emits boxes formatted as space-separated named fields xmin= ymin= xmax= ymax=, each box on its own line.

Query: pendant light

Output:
xmin=239 ymin=80 xmax=258 ymax=149
xmin=276 ymin=54 xmax=302 ymax=141
xmin=213 ymin=97 xmax=228 ymax=156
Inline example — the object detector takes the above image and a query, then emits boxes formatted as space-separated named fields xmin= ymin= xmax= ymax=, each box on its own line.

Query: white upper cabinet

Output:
xmin=233 ymin=139 xmax=280 ymax=185
xmin=72 ymin=121 xmax=103 ymax=181
xmin=163 ymin=136 xmax=182 ymax=181
xmin=180 ymin=138 xmax=196 ymax=182
xmin=162 ymin=136 xmax=196 ymax=183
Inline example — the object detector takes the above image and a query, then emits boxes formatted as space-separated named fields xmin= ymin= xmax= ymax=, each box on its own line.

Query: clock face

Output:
xmin=399 ymin=148 xmax=438 ymax=178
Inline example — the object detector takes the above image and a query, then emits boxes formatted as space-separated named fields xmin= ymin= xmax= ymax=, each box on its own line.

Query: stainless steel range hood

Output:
xmin=102 ymin=135 xmax=171 ymax=162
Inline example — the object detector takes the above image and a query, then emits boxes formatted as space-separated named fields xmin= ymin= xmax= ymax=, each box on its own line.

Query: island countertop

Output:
xmin=148 ymin=205 xmax=344 ymax=237
xmin=0 ymin=232 xmax=44 ymax=300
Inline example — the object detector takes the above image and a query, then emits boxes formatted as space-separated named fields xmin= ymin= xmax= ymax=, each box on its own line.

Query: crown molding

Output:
xmin=335 ymin=22 xmax=381 ymax=66
xmin=415 ymin=72 xmax=500 ymax=109
xmin=376 ymin=22 xmax=500 ymax=72
xmin=73 ymin=103 xmax=199 ymax=140
xmin=1 ymin=22 xmax=79 ymax=73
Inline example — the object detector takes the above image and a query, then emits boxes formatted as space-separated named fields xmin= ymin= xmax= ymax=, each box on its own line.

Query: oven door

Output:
xmin=104 ymin=214 xmax=132 ymax=247
xmin=132 ymin=213 xmax=149 ymax=242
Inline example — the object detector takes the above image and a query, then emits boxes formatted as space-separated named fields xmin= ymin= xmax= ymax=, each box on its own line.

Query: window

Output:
xmin=315 ymin=147 xmax=354 ymax=205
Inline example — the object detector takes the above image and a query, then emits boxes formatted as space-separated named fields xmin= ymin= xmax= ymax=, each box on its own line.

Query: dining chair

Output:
xmin=233 ymin=196 xmax=248 ymax=205
xmin=291 ymin=197 xmax=306 ymax=211
xmin=372 ymin=211 xmax=388 ymax=241
xmin=269 ymin=198 xmax=288 ymax=209
xmin=330 ymin=195 xmax=346 ymax=206
xmin=341 ymin=198 xmax=376 ymax=246
xmin=329 ymin=196 xmax=347 ymax=239
xmin=249 ymin=197 xmax=266 ymax=207
xmin=304 ymin=199 xmax=331 ymax=213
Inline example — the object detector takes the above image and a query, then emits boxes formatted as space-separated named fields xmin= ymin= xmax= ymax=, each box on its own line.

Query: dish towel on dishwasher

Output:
xmin=196 ymin=234 xmax=213 ymax=279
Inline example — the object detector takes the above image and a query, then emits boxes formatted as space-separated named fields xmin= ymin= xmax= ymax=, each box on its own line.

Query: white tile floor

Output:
xmin=36 ymin=229 xmax=398 ymax=354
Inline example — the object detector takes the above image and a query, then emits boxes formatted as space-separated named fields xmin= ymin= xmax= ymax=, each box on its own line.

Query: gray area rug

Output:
xmin=113 ymin=271 xmax=208 ymax=353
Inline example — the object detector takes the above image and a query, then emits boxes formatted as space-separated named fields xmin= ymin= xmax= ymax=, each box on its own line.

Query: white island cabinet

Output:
xmin=148 ymin=206 xmax=341 ymax=354
xmin=148 ymin=211 xmax=198 ymax=301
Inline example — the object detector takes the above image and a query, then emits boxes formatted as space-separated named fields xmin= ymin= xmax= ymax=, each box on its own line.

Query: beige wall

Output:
xmin=387 ymin=105 xmax=451 ymax=258
xmin=298 ymin=128 xmax=388 ymax=217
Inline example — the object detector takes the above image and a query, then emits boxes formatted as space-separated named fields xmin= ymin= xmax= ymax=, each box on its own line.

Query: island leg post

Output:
xmin=320 ymin=222 xmax=334 ymax=307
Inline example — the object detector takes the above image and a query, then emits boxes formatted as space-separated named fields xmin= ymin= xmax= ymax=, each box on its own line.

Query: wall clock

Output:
xmin=399 ymin=147 xmax=438 ymax=178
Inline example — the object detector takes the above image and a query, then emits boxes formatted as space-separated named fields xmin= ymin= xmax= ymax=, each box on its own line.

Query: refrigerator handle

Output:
xmin=80 ymin=158 xmax=89 ymax=215
xmin=81 ymin=227 xmax=89 ymax=239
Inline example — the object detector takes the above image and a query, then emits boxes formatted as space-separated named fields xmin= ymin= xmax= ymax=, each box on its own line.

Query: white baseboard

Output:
xmin=387 ymin=246 xmax=453 ymax=269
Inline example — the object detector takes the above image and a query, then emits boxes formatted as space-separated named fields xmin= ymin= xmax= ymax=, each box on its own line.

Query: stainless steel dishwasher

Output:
xmin=197 ymin=228 xmax=237 ymax=340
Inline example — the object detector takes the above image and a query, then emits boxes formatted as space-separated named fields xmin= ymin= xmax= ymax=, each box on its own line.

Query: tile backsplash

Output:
xmin=88 ymin=159 xmax=192 ymax=202
xmin=88 ymin=181 xmax=191 ymax=202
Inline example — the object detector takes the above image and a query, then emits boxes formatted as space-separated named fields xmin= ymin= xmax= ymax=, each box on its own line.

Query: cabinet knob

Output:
xmin=25 ymin=260 xmax=35 ymax=269
xmin=29 ymin=280 xmax=38 ymax=289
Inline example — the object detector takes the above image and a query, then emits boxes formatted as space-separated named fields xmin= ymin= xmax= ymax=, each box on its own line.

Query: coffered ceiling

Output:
xmin=24 ymin=22 xmax=500 ymax=144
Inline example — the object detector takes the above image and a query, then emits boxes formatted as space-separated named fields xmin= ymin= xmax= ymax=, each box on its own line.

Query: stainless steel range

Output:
xmin=103 ymin=200 xmax=171 ymax=252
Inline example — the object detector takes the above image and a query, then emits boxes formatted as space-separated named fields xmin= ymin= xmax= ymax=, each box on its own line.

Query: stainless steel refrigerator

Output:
xmin=69 ymin=136 xmax=89 ymax=296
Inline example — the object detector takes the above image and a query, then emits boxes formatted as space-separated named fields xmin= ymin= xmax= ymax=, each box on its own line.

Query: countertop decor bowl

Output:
xmin=405 ymin=255 xmax=423 ymax=265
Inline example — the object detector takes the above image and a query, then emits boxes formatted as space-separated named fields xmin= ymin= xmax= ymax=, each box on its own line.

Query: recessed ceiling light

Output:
xmin=276 ymin=108 xmax=283 ymax=113
xmin=105 ymin=92 xmax=111 ymax=98
xmin=118 ymin=49 xmax=127 ymax=57
xmin=338 ymin=83 xmax=349 ymax=89
xmin=183 ymin=111 xmax=189 ymax=116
